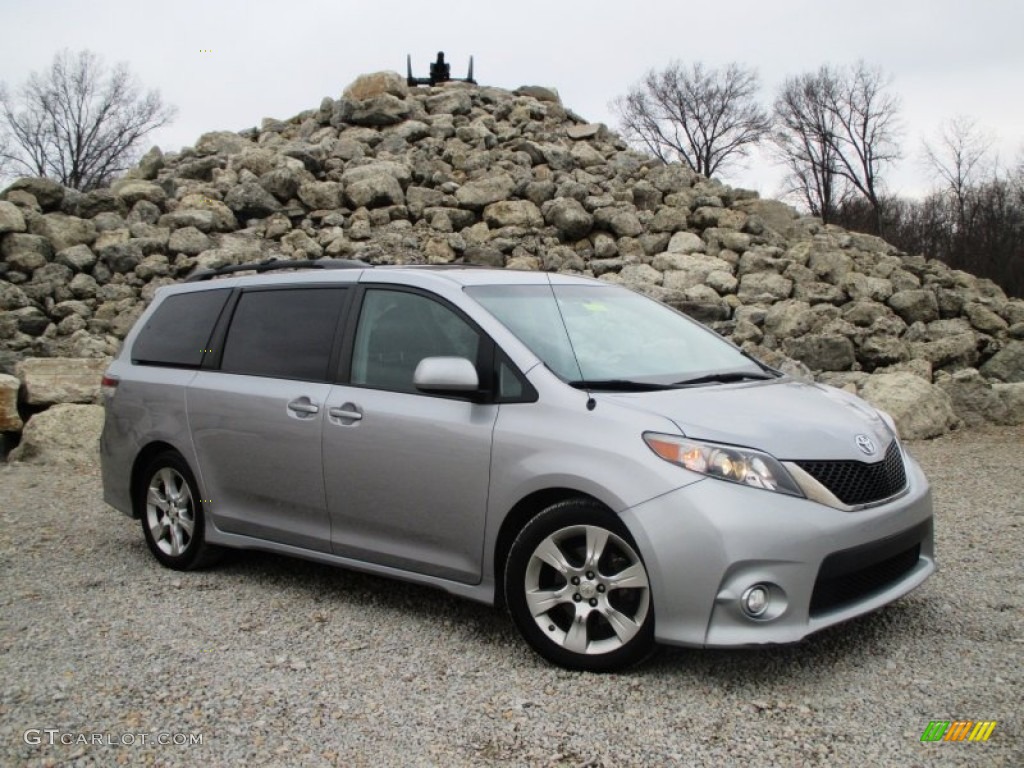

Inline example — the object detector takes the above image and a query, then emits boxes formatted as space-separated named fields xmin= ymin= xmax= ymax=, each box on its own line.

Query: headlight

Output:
xmin=643 ymin=433 xmax=804 ymax=497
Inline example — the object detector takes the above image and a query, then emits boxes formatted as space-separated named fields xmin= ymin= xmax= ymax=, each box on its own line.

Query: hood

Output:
xmin=598 ymin=378 xmax=895 ymax=462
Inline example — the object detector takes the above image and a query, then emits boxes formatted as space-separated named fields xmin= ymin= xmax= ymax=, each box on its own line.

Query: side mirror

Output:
xmin=413 ymin=356 xmax=480 ymax=394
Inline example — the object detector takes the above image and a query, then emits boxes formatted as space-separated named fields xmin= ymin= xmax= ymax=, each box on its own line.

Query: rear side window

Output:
xmin=220 ymin=288 xmax=345 ymax=381
xmin=132 ymin=289 xmax=230 ymax=367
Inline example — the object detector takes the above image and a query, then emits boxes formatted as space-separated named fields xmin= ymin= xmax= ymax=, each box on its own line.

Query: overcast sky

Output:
xmin=2 ymin=0 xmax=1022 ymax=201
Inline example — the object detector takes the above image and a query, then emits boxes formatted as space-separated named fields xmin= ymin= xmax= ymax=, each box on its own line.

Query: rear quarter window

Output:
xmin=132 ymin=289 xmax=230 ymax=367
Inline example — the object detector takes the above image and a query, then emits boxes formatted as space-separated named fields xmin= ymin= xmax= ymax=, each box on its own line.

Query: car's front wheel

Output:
xmin=505 ymin=499 xmax=655 ymax=671
xmin=138 ymin=451 xmax=220 ymax=570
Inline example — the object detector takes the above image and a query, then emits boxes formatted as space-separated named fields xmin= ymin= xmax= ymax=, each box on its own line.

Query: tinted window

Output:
xmin=132 ymin=289 xmax=230 ymax=367
xmin=221 ymin=288 xmax=345 ymax=381
xmin=351 ymin=289 xmax=481 ymax=393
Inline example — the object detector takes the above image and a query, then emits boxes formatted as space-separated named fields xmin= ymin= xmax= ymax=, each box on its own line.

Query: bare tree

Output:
xmin=611 ymin=62 xmax=771 ymax=179
xmin=922 ymin=115 xmax=993 ymax=232
xmin=772 ymin=69 xmax=850 ymax=223
xmin=771 ymin=62 xmax=901 ymax=234
xmin=0 ymin=49 xmax=175 ymax=191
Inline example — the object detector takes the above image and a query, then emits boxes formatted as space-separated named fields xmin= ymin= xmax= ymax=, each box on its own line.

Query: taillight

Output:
xmin=101 ymin=374 xmax=119 ymax=398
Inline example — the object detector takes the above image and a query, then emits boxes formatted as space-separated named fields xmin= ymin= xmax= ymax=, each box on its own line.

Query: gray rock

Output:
xmin=112 ymin=180 xmax=167 ymax=207
xmin=782 ymin=334 xmax=856 ymax=371
xmin=594 ymin=207 xmax=643 ymax=238
xmin=168 ymin=226 xmax=212 ymax=255
xmin=543 ymin=198 xmax=593 ymax=240
xmin=913 ymin=332 xmax=978 ymax=370
xmin=30 ymin=213 xmax=97 ymax=253
xmin=0 ymin=283 xmax=30 ymax=311
xmin=97 ymin=240 xmax=144 ymax=274
xmin=298 ymin=181 xmax=343 ymax=210
xmin=343 ymin=71 xmax=409 ymax=101
xmin=8 ymin=403 xmax=105 ymax=464
xmin=225 ymin=182 xmax=282 ymax=218
xmin=889 ymin=289 xmax=939 ymax=324
xmin=979 ymin=341 xmax=1024 ymax=383
xmin=964 ymin=302 xmax=1008 ymax=333
xmin=425 ymin=90 xmax=472 ymax=116
xmin=992 ymin=382 xmax=1024 ymax=425
xmin=665 ymin=231 xmax=705 ymax=254
xmin=463 ymin=246 xmax=504 ymax=267
xmin=649 ymin=207 xmax=691 ymax=234
xmin=55 ymin=244 xmax=97 ymax=272
xmin=737 ymin=272 xmax=793 ymax=302
xmin=191 ymin=131 xmax=247 ymax=157
xmin=158 ymin=209 xmax=219 ymax=233
xmin=515 ymin=85 xmax=561 ymax=103
xmin=259 ymin=167 xmax=305 ymax=202
xmin=657 ymin=254 xmax=734 ymax=291
xmin=841 ymin=273 xmax=893 ymax=303
xmin=935 ymin=368 xmax=1009 ymax=427
xmin=0 ymin=201 xmax=26 ymax=234
xmin=2 ymin=233 xmax=54 ymax=273
xmin=0 ymin=373 xmax=21 ymax=431
xmin=484 ymin=201 xmax=543 ymax=229
xmin=406 ymin=187 xmax=446 ymax=218
xmin=136 ymin=146 xmax=165 ymax=179
xmin=345 ymin=174 xmax=405 ymax=209
xmin=69 ymin=273 xmax=99 ymax=299
xmin=455 ymin=174 xmax=516 ymax=210
xmin=566 ymin=123 xmax=604 ymax=140
xmin=763 ymin=300 xmax=814 ymax=338
xmin=5 ymin=177 xmax=65 ymax=210
xmin=859 ymin=372 xmax=959 ymax=438
xmin=14 ymin=357 xmax=109 ymax=405
xmin=808 ymin=249 xmax=853 ymax=283
xmin=856 ymin=336 xmax=911 ymax=370
xmin=333 ymin=95 xmax=411 ymax=127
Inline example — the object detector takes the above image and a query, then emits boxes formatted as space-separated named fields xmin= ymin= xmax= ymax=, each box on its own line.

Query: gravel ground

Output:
xmin=1 ymin=426 xmax=1021 ymax=767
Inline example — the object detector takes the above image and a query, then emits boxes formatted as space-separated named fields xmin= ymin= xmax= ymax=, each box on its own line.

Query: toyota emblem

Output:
xmin=855 ymin=434 xmax=876 ymax=455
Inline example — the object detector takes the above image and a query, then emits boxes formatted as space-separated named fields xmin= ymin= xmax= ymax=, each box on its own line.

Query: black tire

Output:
xmin=505 ymin=499 xmax=656 ymax=672
xmin=137 ymin=451 xmax=221 ymax=571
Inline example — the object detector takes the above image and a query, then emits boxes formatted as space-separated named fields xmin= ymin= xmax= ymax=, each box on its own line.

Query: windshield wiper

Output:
xmin=672 ymin=371 xmax=777 ymax=386
xmin=567 ymin=379 xmax=680 ymax=392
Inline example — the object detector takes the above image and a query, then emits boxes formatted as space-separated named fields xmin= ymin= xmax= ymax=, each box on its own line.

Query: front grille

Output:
xmin=795 ymin=440 xmax=907 ymax=506
xmin=810 ymin=518 xmax=930 ymax=616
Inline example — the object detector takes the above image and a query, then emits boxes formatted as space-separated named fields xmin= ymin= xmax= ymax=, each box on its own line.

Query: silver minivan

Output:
xmin=101 ymin=261 xmax=934 ymax=671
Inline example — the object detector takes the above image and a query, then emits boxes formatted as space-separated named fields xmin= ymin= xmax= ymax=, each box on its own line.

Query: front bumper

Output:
xmin=619 ymin=451 xmax=934 ymax=647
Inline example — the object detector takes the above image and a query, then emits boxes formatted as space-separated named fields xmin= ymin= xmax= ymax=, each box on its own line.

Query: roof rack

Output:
xmin=185 ymin=258 xmax=370 ymax=282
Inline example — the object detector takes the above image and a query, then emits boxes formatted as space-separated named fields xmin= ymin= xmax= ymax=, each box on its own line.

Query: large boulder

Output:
xmin=979 ymin=341 xmax=1024 ymax=383
xmin=0 ymin=201 xmax=26 ymax=234
xmin=543 ymin=198 xmax=593 ymax=240
xmin=8 ymin=403 xmax=105 ymax=465
xmin=343 ymin=71 xmax=409 ymax=101
xmin=859 ymin=372 xmax=960 ymax=439
xmin=14 ymin=357 xmax=110 ymax=406
xmin=455 ymin=174 xmax=516 ymax=210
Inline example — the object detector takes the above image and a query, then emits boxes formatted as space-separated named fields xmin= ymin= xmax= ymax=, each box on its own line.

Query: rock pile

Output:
xmin=2 ymin=69 xmax=1023 ymax=450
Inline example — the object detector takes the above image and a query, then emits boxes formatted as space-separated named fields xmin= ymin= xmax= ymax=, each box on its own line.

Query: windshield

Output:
xmin=467 ymin=283 xmax=764 ymax=386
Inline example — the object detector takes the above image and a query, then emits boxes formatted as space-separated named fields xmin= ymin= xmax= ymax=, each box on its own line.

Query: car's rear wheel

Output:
xmin=505 ymin=499 xmax=655 ymax=671
xmin=138 ymin=451 xmax=220 ymax=570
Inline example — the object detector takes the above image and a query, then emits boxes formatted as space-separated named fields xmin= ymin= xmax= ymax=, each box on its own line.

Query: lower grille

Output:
xmin=810 ymin=518 xmax=930 ymax=616
xmin=796 ymin=440 xmax=907 ymax=506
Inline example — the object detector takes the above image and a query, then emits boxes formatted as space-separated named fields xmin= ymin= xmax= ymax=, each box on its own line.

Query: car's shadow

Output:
xmin=118 ymin=531 xmax=943 ymax=681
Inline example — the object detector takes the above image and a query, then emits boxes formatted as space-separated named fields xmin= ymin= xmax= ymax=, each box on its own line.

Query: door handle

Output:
xmin=329 ymin=406 xmax=363 ymax=421
xmin=287 ymin=399 xmax=320 ymax=415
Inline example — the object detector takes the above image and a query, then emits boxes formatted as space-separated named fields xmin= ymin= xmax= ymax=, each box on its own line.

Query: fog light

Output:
xmin=742 ymin=585 xmax=770 ymax=617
